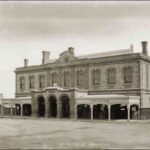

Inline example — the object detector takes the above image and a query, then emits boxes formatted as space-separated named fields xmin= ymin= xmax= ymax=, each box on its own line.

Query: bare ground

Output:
xmin=0 ymin=118 xmax=150 ymax=149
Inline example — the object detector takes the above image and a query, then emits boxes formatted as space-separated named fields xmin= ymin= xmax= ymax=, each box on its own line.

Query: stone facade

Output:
xmin=15 ymin=42 xmax=150 ymax=119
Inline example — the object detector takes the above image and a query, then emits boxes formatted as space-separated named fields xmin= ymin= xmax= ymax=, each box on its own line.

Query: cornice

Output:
xmin=88 ymin=88 xmax=150 ymax=93
xmin=15 ymin=53 xmax=144 ymax=74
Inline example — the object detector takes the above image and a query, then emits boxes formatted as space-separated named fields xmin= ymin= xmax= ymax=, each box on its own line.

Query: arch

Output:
xmin=130 ymin=104 xmax=139 ymax=119
xmin=93 ymin=104 xmax=108 ymax=119
xmin=111 ymin=104 xmax=127 ymax=119
xmin=77 ymin=104 xmax=91 ymax=119
xmin=37 ymin=96 xmax=45 ymax=117
xmin=23 ymin=104 xmax=31 ymax=116
xmin=60 ymin=95 xmax=70 ymax=118
xmin=48 ymin=95 xmax=57 ymax=117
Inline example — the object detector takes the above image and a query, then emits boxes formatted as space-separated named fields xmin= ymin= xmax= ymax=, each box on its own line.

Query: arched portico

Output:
xmin=75 ymin=93 xmax=140 ymax=121
xmin=37 ymin=96 xmax=45 ymax=117
xmin=48 ymin=95 xmax=57 ymax=117
xmin=60 ymin=95 xmax=70 ymax=118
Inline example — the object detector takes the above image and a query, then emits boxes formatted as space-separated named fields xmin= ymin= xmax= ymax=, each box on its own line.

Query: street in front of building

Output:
xmin=0 ymin=118 xmax=150 ymax=149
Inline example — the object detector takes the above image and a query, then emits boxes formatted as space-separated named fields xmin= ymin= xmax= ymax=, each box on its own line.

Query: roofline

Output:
xmin=15 ymin=52 xmax=150 ymax=73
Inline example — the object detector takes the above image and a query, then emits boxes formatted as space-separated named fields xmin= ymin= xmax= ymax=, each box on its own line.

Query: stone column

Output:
xmin=90 ymin=105 xmax=93 ymax=120
xmin=69 ymin=101 xmax=74 ymax=119
xmin=32 ymin=101 xmax=38 ymax=117
xmin=74 ymin=104 xmax=77 ymax=120
xmin=57 ymin=101 xmax=61 ymax=118
xmin=49 ymin=102 xmax=52 ymax=117
xmin=108 ymin=104 xmax=111 ymax=121
xmin=45 ymin=101 xmax=49 ymax=118
xmin=137 ymin=105 xmax=140 ymax=119
xmin=20 ymin=104 xmax=23 ymax=117
xmin=14 ymin=104 xmax=16 ymax=116
xmin=127 ymin=104 xmax=130 ymax=122
xmin=10 ymin=103 xmax=13 ymax=117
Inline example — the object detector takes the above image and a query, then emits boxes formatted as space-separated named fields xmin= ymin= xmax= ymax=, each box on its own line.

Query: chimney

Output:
xmin=130 ymin=44 xmax=134 ymax=51
xmin=68 ymin=47 xmax=74 ymax=55
xmin=42 ymin=51 xmax=50 ymax=64
xmin=142 ymin=41 xmax=148 ymax=56
xmin=24 ymin=59 xmax=28 ymax=67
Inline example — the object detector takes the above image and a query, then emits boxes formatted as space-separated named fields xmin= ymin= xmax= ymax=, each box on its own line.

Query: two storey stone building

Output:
xmin=13 ymin=41 xmax=150 ymax=120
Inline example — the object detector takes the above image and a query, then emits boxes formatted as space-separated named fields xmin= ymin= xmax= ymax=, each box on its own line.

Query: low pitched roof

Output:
xmin=77 ymin=49 xmax=133 ymax=59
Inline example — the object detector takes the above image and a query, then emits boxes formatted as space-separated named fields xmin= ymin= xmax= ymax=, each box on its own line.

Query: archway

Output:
xmin=23 ymin=104 xmax=31 ymax=116
xmin=93 ymin=104 xmax=108 ymax=119
xmin=37 ymin=96 xmax=45 ymax=117
xmin=130 ymin=104 xmax=139 ymax=119
xmin=61 ymin=95 xmax=70 ymax=118
xmin=48 ymin=96 xmax=57 ymax=117
xmin=77 ymin=104 xmax=91 ymax=119
xmin=111 ymin=104 xmax=127 ymax=119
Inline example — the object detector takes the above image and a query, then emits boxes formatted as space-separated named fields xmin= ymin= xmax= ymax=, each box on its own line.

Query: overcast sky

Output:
xmin=0 ymin=1 xmax=150 ymax=97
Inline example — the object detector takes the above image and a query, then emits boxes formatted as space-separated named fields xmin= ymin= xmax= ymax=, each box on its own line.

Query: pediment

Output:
xmin=58 ymin=48 xmax=76 ymax=63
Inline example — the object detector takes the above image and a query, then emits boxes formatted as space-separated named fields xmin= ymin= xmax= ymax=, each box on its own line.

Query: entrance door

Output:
xmin=49 ymin=96 xmax=57 ymax=117
xmin=61 ymin=96 xmax=70 ymax=118
xmin=37 ymin=96 xmax=45 ymax=117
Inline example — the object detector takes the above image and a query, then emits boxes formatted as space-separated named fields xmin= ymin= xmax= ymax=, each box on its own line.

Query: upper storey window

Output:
xmin=19 ymin=76 xmax=25 ymax=90
xmin=124 ymin=66 xmax=133 ymax=83
xmin=64 ymin=71 xmax=70 ymax=87
xmin=108 ymin=68 xmax=116 ymax=84
xmin=77 ymin=70 xmax=84 ymax=86
xmin=29 ymin=76 xmax=35 ymax=89
xmin=92 ymin=69 xmax=100 ymax=85
xmin=39 ymin=74 xmax=45 ymax=88
xmin=52 ymin=72 xmax=58 ymax=86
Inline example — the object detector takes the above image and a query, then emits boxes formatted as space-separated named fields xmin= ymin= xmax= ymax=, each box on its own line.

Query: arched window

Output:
xmin=77 ymin=70 xmax=84 ymax=86
xmin=29 ymin=76 xmax=35 ymax=89
xmin=124 ymin=66 xmax=133 ymax=83
xmin=19 ymin=76 xmax=25 ymax=90
xmin=92 ymin=69 xmax=100 ymax=85
xmin=64 ymin=71 xmax=70 ymax=87
xmin=52 ymin=72 xmax=57 ymax=86
xmin=39 ymin=74 xmax=45 ymax=88
xmin=108 ymin=68 xmax=116 ymax=84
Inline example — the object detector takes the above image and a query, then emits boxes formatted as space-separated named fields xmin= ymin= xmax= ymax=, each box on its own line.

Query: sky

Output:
xmin=0 ymin=1 xmax=150 ymax=97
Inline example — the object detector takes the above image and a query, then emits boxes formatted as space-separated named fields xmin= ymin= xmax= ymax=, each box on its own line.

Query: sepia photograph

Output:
xmin=0 ymin=0 xmax=150 ymax=149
